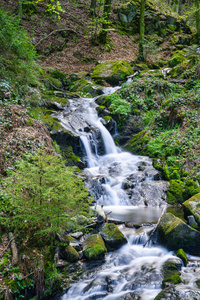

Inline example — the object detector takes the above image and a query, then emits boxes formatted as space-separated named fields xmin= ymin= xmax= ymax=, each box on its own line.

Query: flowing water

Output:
xmin=59 ymin=87 xmax=200 ymax=300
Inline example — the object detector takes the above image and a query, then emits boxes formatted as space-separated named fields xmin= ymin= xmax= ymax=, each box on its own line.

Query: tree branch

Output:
xmin=35 ymin=28 xmax=78 ymax=46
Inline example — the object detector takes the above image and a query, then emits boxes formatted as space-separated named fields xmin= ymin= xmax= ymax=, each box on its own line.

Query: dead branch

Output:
xmin=35 ymin=28 xmax=78 ymax=46
xmin=143 ymin=205 xmax=167 ymax=248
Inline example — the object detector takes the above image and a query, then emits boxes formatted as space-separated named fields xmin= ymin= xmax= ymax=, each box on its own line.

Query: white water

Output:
xmin=60 ymin=87 xmax=200 ymax=300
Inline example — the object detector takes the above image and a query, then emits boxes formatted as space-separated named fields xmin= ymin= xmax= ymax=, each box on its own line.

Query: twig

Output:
xmin=0 ymin=236 xmax=18 ymax=258
xmin=143 ymin=205 xmax=167 ymax=248
xmin=35 ymin=28 xmax=77 ymax=46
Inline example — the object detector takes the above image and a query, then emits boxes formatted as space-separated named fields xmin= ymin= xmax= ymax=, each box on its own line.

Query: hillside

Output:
xmin=0 ymin=0 xmax=200 ymax=299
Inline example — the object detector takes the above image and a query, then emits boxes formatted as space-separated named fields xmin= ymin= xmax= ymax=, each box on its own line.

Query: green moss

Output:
xmin=100 ymin=223 xmax=127 ymax=251
xmin=92 ymin=60 xmax=133 ymax=85
xmin=64 ymin=245 xmax=79 ymax=262
xmin=182 ymin=193 xmax=200 ymax=225
xmin=69 ymin=78 xmax=101 ymax=98
xmin=169 ymin=50 xmax=185 ymax=68
xmin=83 ymin=234 xmax=107 ymax=260
xmin=162 ymin=274 xmax=181 ymax=285
xmin=176 ymin=248 xmax=188 ymax=266
xmin=102 ymin=116 xmax=112 ymax=122
xmin=48 ymin=77 xmax=62 ymax=89
xmin=196 ymin=279 xmax=200 ymax=287
xmin=183 ymin=180 xmax=200 ymax=201
xmin=167 ymin=180 xmax=184 ymax=204
xmin=51 ymin=69 xmax=66 ymax=80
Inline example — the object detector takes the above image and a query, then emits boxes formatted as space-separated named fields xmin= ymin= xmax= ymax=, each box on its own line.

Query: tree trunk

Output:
xmin=98 ymin=0 xmax=112 ymax=44
xmin=138 ymin=0 xmax=145 ymax=61
xmin=195 ymin=0 xmax=200 ymax=43
xmin=90 ymin=0 xmax=97 ymax=16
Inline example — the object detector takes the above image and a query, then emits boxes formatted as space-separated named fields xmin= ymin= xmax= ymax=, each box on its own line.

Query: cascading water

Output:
xmin=59 ymin=86 xmax=200 ymax=300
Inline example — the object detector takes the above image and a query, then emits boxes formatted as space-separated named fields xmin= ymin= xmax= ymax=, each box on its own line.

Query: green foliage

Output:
xmin=105 ymin=93 xmax=131 ymax=124
xmin=0 ymin=7 xmax=38 ymax=99
xmin=1 ymin=150 xmax=91 ymax=241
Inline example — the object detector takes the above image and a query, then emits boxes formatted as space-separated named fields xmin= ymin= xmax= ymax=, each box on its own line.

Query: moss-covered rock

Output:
xmin=182 ymin=193 xmax=200 ymax=226
xmin=62 ymin=245 xmax=79 ymax=262
xmin=83 ymin=234 xmax=107 ymax=260
xmin=158 ymin=213 xmax=200 ymax=255
xmin=161 ymin=258 xmax=182 ymax=288
xmin=176 ymin=249 xmax=188 ymax=266
xmin=92 ymin=60 xmax=133 ymax=86
xmin=167 ymin=180 xmax=184 ymax=204
xmin=69 ymin=78 xmax=103 ymax=98
xmin=169 ymin=51 xmax=185 ymax=68
xmin=99 ymin=223 xmax=127 ymax=251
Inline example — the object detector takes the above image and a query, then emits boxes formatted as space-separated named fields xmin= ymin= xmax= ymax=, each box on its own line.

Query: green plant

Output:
xmin=105 ymin=93 xmax=131 ymax=124
xmin=0 ymin=7 xmax=38 ymax=100
xmin=1 ymin=150 xmax=91 ymax=240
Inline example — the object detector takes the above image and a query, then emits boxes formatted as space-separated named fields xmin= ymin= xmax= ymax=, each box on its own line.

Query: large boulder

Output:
xmin=92 ymin=60 xmax=133 ymax=86
xmin=62 ymin=245 xmax=79 ymax=262
xmin=83 ymin=234 xmax=107 ymax=260
xmin=99 ymin=223 xmax=127 ymax=251
xmin=158 ymin=213 xmax=200 ymax=255
xmin=182 ymin=193 xmax=200 ymax=226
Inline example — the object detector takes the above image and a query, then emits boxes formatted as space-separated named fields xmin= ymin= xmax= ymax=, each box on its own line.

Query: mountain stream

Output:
xmin=58 ymin=86 xmax=200 ymax=300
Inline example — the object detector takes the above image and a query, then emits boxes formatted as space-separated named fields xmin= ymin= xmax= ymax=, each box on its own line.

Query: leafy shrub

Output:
xmin=105 ymin=93 xmax=131 ymax=124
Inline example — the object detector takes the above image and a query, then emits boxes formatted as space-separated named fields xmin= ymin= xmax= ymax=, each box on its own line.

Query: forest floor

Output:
xmin=1 ymin=0 xmax=172 ymax=74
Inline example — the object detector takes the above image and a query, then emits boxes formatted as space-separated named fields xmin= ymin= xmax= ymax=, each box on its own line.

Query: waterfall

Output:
xmin=59 ymin=86 xmax=199 ymax=300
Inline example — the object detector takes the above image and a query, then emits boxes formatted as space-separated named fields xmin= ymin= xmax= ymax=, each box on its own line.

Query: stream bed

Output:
xmin=57 ymin=86 xmax=200 ymax=300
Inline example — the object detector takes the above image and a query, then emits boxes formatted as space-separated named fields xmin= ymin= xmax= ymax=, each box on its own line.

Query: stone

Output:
xmin=69 ymin=78 xmax=103 ymax=98
xmin=188 ymin=215 xmax=198 ymax=229
xmin=62 ymin=245 xmax=79 ymax=262
xmin=83 ymin=234 xmax=107 ymax=260
xmin=154 ymin=286 xmax=200 ymax=300
xmin=182 ymin=193 xmax=200 ymax=226
xmin=92 ymin=60 xmax=133 ymax=86
xmin=161 ymin=258 xmax=182 ymax=288
xmin=158 ymin=213 xmax=200 ymax=255
xmin=176 ymin=249 xmax=188 ymax=266
xmin=99 ymin=223 xmax=127 ymax=251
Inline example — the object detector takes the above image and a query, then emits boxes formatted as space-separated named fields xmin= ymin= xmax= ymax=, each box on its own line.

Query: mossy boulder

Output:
xmin=176 ymin=249 xmax=188 ymax=266
xmin=62 ymin=245 xmax=79 ymax=262
xmin=182 ymin=193 xmax=200 ymax=226
xmin=92 ymin=60 xmax=133 ymax=86
xmin=158 ymin=213 xmax=200 ymax=255
xmin=69 ymin=78 xmax=103 ymax=98
xmin=99 ymin=223 xmax=127 ymax=251
xmin=83 ymin=234 xmax=107 ymax=260
xmin=161 ymin=258 xmax=182 ymax=288
xmin=44 ymin=76 xmax=63 ymax=90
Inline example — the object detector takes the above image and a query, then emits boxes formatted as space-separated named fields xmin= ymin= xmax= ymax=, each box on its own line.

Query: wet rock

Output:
xmin=182 ymin=193 xmax=200 ymax=225
xmin=154 ymin=286 xmax=200 ymax=300
xmin=83 ymin=234 xmax=107 ymax=260
xmin=99 ymin=223 xmax=128 ymax=251
xmin=69 ymin=241 xmax=82 ymax=251
xmin=161 ymin=258 xmax=182 ymax=288
xmin=118 ymin=292 xmax=141 ymax=299
xmin=158 ymin=213 xmax=200 ymax=255
xmin=62 ymin=245 xmax=79 ymax=262
xmin=92 ymin=60 xmax=133 ymax=86
xmin=70 ymin=232 xmax=84 ymax=239
xmin=188 ymin=215 xmax=198 ymax=229
xmin=130 ymin=181 xmax=169 ymax=206
xmin=176 ymin=249 xmax=188 ymax=266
